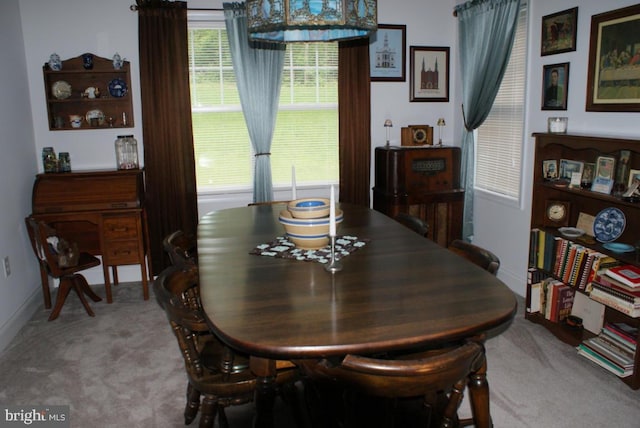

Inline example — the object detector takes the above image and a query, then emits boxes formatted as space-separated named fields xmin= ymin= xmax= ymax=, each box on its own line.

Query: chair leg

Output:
xmin=467 ymin=359 xmax=492 ymax=428
xmin=74 ymin=274 xmax=102 ymax=302
xmin=439 ymin=378 xmax=466 ymax=428
xmin=71 ymin=276 xmax=96 ymax=317
xmin=199 ymin=394 xmax=218 ymax=428
xmin=39 ymin=264 xmax=52 ymax=309
xmin=48 ymin=279 xmax=74 ymax=321
xmin=185 ymin=382 xmax=201 ymax=425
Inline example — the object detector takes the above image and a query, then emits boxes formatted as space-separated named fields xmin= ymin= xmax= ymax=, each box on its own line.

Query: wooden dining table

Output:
xmin=197 ymin=203 xmax=517 ymax=427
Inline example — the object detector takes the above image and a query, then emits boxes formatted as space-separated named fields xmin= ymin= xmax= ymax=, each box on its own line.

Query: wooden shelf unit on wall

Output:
xmin=43 ymin=53 xmax=133 ymax=131
xmin=527 ymin=132 xmax=640 ymax=390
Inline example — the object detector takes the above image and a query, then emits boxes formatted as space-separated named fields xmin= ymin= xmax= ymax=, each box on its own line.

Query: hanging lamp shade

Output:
xmin=246 ymin=0 xmax=377 ymax=43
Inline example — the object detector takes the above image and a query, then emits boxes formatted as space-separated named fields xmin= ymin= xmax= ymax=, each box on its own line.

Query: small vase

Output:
xmin=112 ymin=53 xmax=124 ymax=70
xmin=48 ymin=53 xmax=62 ymax=71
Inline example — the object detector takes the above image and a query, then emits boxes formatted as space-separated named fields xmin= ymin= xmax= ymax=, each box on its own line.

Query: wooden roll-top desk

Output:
xmin=373 ymin=145 xmax=464 ymax=247
xmin=30 ymin=169 xmax=151 ymax=303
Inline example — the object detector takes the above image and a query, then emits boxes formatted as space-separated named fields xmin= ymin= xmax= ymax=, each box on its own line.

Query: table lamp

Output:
xmin=384 ymin=119 xmax=393 ymax=147
xmin=437 ymin=118 xmax=446 ymax=145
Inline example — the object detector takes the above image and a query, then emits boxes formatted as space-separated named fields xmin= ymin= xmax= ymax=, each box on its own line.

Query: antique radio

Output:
xmin=373 ymin=145 xmax=463 ymax=246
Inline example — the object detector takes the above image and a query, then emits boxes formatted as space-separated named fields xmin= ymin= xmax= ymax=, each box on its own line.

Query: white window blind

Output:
xmin=475 ymin=2 xmax=528 ymax=199
xmin=188 ymin=13 xmax=339 ymax=193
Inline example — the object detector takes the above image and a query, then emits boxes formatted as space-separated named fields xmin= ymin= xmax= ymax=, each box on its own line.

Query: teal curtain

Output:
xmin=223 ymin=2 xmax=286 ymax=203
xmin=455 ymin=0 xmax=520 ymax=241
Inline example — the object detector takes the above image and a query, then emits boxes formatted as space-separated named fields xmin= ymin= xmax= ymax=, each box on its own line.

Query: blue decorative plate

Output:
xmin=108 ymin=78 xmax=127 ymax=97
xmin=593 ymin=207 xmax=626 ymax=243
xmin=602 ymin=242 xmax=635 ymax=253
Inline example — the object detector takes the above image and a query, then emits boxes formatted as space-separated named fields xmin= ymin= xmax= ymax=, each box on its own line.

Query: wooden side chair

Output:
xmin=24 ymin=216 xmax=102 ymax=321
xmin=154 ymin=265 xmax=303 ymax=428
xmin=447 ymin=239 xmax=500 ymax=275
xmin=297 ymin=340 xmax=487 ymax=428
xmin=394 ymin=212 xmax=429 ymax=238
xmin=162 ymin=230 xmax=198 ymax=269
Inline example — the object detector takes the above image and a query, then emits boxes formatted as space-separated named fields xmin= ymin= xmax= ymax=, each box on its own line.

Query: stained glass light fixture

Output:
xmin=246 ymin=0 xmax=377 ymax=43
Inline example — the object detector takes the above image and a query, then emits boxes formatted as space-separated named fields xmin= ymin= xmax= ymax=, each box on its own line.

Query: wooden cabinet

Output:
xmin=30 ymin=169 xmax=150 ymax=303
xmin=373 ymin=145 xmax=464 ymax=247
xmin=526 ymin=132 xmax=640 ymax=389
xmin=43 ymin=53 xmax=133 ymax=131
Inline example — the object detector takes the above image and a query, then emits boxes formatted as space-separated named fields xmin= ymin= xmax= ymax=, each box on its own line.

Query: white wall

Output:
xmin=473 ymin=0 xmax=640 ymax=297
xmin=0 ymin=0 xmax=42 ymax=351
xmin=5 ymin=0 xmax=640 ymax=350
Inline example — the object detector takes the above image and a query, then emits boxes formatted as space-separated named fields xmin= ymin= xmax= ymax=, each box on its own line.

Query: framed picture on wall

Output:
xmin=541 ymin=7 xmax=578 ymax=56
xmin=542 ymin=62 xmax=569 ymax=110
xmin=369 ymin=24 xmax=406 ymax=82
xmin=409 ymin=46 xmax=449 ymax=102
xmin=586 ymin=4 xmax=640 ymax=112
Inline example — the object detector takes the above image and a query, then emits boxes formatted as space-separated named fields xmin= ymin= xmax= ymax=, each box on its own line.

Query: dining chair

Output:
xmin=394 ymin=212 xmax=429 ymax=238
xmin=154 ymin=265 xmax=304 ymax=428
xmin=447 ymin=239 xmax=500 ymax=275
xmin=24 ymin=216 xmax=102 ymax=321
xmin=297 ymin=339 xmax=486 ymax=428
xmin=162 ymin=230 xmax=198 ymax=269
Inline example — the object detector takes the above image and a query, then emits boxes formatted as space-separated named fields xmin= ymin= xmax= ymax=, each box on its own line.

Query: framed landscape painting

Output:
xmin=369 ymin=24 xmax=406 ymax=82
xmin=586 ymin=4 xmax=640 ymax=112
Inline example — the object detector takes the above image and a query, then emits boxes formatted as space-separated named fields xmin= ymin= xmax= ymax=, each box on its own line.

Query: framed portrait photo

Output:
xmin=541 ymin=7 xmax=578 ymax=56
xmin=591 ymin=155 xmax=616 ymax=194
xmin=586 ymin=4 xmax=640 ymax=112
xmin=542 ymin=159 xmax=558 ymax=180
xmin=628 ymin=169 xmax=640 ymax=188
xmin=409 ymin=46 xmax=449 ymax=102
xmin=542 ymin=62 xmax=569 ymax=110
xmin=369 ymin=24 xmax=406 ymax=82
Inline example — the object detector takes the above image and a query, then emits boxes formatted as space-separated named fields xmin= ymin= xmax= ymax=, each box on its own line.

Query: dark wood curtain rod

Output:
xmin=130 ymin=5 xmax=224 ymax=11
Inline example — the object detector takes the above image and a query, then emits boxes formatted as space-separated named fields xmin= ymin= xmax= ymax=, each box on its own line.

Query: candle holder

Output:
xmin=324 ymin=235 xmax=343 ymax=273
xmin=437 ymin=118 xmax=446 ymax=145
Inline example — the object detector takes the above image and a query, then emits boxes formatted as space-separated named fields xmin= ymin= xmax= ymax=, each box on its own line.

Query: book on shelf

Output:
xmin=556 ymin=285 xmax=576 ymax=323
xmin=600 ymin=327 xmax=637 ymax=354
xmin=588 ymin=288 xmax=640 ymax=317
xmin=582 ymin=336 xmax=635 ymax=369
xmin=604 ymin=265 xmax=640 ymax=288
xmin=595 ymin=274 xmax=640 ymax=298
xmin=590 ymin=281 xmax=640 ymax=304
xmin=604 ymin=322 xmax=638 ymax=345
xmin=577 ymin=343 xmax=633 ymax=377
xmin=526 ymin=268 xmax=546 ymax=314
xmin=529 ymin=229 xmax=539 ymax=267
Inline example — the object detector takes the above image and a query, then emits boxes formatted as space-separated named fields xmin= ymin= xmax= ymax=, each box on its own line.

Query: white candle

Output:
xmin=291 ymin=165 xmax=297 ymax=200
xmin=329 ymin=185 xmax=336 ymax=237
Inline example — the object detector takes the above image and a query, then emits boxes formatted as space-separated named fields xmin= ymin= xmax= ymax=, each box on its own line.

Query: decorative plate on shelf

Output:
xmin=108 ymin=78 xmax=127 ymax=97
xmin=602 ymin=242 xmax=635 ymax=253
xmin=51 ymin=80 xmax=72 ymax=99
xmin=593 ymin=207 xmax=626 ymax=243
xmin=85 ymin=109 xmax=105 ymax=126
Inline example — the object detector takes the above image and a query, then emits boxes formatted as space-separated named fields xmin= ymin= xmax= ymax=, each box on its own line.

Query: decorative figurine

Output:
xmin=112 ymin=53 xmax=124 ymax=70
xmin=48 ymin=53 xmax=62 ymax=71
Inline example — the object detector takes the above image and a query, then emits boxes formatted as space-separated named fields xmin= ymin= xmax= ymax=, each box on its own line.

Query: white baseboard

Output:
xmin=0 ymin=288 xmax=42 ymax=354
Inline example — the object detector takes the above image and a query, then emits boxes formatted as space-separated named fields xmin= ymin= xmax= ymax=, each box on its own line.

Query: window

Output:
xmin=188 ymin=13 xmax=339 ymax=193
xmin=475 ymin=2 xmax=528 ymax=199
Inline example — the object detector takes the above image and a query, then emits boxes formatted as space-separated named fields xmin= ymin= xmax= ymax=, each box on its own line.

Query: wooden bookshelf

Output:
xmin=526 ymin=132 xmax=640 ymax=390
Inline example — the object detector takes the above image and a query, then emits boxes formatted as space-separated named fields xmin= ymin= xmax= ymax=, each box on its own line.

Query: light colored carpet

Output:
xmin=1 ymin=282 xmax=639 ymax=427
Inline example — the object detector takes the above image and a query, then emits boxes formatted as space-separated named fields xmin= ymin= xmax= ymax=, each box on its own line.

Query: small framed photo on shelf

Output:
xmin=542 ymin=63 xmax=569 ymax=110
xmin=542 ymin=159 xmax=558 ymax=180
xmin=559 ymin=159 xmax=584 ymax=181
xmin=369 ymin=24 xmax=406 ymax=82
xmin=581 ymin=162 xmax=596 ymax=187
xmin=409 ymin=46 xmax=450 ymax=102
xmin=628 ymin=169 xmax=640 ymax=188
xmin=591 ymin=155 xmax=616 ymax=194
xmin=541 ymin=7 xmax=578 ymax=56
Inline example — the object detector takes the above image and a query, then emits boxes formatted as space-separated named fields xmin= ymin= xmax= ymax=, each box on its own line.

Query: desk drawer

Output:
xmin=105 ymin=240 xmax=140 ymax=264
xmin=103 ymin=215 xmax=139 ymax=240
